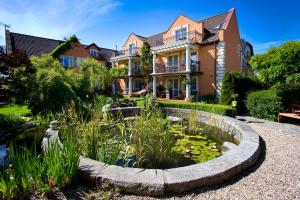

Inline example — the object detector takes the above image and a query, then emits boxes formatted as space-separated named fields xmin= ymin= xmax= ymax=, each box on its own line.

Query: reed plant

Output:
xmin=128 ymin=108 xmax=176 ymax=168
xmin=0 ymin=134 xmax=80 ymax=199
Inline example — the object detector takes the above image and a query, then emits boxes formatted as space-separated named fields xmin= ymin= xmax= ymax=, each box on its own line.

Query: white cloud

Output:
xmin=253 ymin=40 xmax=282 ymax=54
xmin=0 ymin=0 xmax=121 ymax=44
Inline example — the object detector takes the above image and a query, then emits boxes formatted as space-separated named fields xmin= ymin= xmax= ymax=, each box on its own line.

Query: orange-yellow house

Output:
xmin=111 ymin=8 xmax=247 ymax=100
xmin=5 ymin=30 xmax=117 ymax=68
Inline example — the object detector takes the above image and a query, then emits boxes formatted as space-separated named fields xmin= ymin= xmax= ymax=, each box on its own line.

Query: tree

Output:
xmin=140 ymin=42 xmax=153 ymax=87
xmin=220 ymin=72 xmax=263 ymax=114
xmin=249 ymin=41 xmax=300 ymax=85
xmin=0 ymin=50 xmax=35 ymax=103
xmin=29 ymin=55 xmax=76 ymax=114
xmin=79 ymin=58 xmax=108 ymax=93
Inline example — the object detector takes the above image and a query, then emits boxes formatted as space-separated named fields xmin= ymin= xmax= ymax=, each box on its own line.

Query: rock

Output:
xmin=102 ymin=104 xmax=111 ymax=113
xmin=167 ymin=116 xmax=183 ymax=123
xmin=124 ymin=116 xmax=139 ymax=121
xmin=222 ymin=141 xmax=238 ymax=154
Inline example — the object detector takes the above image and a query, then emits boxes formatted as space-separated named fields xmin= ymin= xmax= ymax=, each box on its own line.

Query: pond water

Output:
xmin=0 ymin=126 xmax=45 ymax=166
xmin=115 ymin=121 xmax=239 ymax=169
xmin=0 ymin=144 xmax=7 ymax=166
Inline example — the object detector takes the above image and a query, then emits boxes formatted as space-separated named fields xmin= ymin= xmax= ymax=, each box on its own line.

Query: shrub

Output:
xmin=197 ymin=94 xmax=216 ymax=103
xmin=158 ymin=101 xmax=234 ymax=117
xmin=220 ymin=72 xmax=263 ymax=114
xmin=246 ymin=89 xmax=284 ymax=121
xmin=272 ymin=83 xmax=300 ymax=106
xmin=29 ymin=68 xmax=76 ymax=114
xmin=66 ymin=69 xmax=91 ymax=100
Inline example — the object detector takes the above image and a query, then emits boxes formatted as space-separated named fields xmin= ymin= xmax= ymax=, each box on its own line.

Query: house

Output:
xmin=111 ymin=8 xmax=250 ymax=100
xmin=5 ymin=30 xmax=117 ymax=68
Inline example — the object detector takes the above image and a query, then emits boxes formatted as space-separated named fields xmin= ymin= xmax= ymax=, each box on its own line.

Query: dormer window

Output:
xmin=213 ymin=24 xmax=221 ymax=30
xmin=175 ymin=27 xmax=187 ymax=41
xmin=90 ymin=49 xmax=98 ymax=57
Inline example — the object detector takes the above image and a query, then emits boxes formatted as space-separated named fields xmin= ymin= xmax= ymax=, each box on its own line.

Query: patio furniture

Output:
xmin=278 ymin=104 xmax=300 ymax=122
xmin=131 ymin=89 xmax=147 ymax=97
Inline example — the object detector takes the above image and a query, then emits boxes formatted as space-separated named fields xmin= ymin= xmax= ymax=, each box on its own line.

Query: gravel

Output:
xmin=65 ymin=119 xmax=300 ymax=200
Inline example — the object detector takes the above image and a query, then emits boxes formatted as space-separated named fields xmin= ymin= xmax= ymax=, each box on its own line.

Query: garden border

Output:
xmin=78 ymin=107 xmax=261 ymax=196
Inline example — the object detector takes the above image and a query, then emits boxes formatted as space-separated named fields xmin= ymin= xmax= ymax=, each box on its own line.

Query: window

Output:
xmin=167 ymin=55 xmax=179 ymax=72
xmin=60 ymin=55 xmax=73 ymax=68
xmin=134 ymin=62 xmax=141 ymax=75
xmin=76 ymin=57 xmax=85 ymax=67
xmin=167 ymin=55 xmax=179 ymax=67
xmin=191 ymin=77 xmax=198 ymax=96
xmin=90 ymin=49 xmax=98 ymax=57
xmin=129 ymin=43 xmax=136 ymax=54
xmin=191 ymin=52 xmax=198 ymax=71
xmin=175 ymin=28 xmax=187 ymax=41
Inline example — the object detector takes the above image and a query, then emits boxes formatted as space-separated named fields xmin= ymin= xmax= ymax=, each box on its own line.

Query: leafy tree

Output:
xmin=79 ymin=58 xmax=109 ymax=93
xmin=66 ymin=68 xmax=91 ymax=100
xmin=220 ymin=72 xmax=263 ymax=114
xmin=0 ymin=50 xmax=34 ymax=103
xmin=140 ymin=42 xmax=153 ymax=87
xmin=31 ymin=54 xmax=64 ymax=72
xmin=250 ymin=41 xmax=300 ymax=85
xmin=110 ymin=66 xmax=128 ymax=78
xmin=29 ymin=55 xmax=76 ymax=114
xmin=30 ymin=68 xmax=76 ymax=114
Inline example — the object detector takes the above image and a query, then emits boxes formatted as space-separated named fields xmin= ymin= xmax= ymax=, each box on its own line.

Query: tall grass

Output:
xmin=128 ymin=109 xmax=176 ymax=168
xmin=0 ymin=135 xmax=80 ymax=199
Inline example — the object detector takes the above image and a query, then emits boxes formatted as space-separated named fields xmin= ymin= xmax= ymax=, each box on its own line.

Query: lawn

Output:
xmin=0 ymin=104 xmax=31 ymax=116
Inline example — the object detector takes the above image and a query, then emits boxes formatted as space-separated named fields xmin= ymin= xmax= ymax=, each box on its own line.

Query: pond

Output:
xmin=114 ymin=120 xmax=238 ymax=169
xmin=0 ymin=126 xmax=45 ymax=166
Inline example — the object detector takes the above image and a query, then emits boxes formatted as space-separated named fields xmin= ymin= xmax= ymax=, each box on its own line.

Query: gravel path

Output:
xmin=65 ymin=118 xmax=300 ymax=200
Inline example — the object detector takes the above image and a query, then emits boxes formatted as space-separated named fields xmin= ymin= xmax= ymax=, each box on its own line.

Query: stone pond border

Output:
xmin=78 ymin=107 xmax=261 ymax=196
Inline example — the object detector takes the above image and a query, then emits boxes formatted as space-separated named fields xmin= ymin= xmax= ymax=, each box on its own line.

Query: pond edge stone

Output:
xmin=78 ymin=107 xmax=261 ymax=196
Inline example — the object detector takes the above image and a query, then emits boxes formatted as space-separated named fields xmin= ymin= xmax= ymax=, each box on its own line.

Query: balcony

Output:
xmin=151 ymin=31 xmax=201 ymax=50
xmin=155 ymin=62 xmax=200 ymax=75
xmin=110 ymin=47 xmax=141 ymax=62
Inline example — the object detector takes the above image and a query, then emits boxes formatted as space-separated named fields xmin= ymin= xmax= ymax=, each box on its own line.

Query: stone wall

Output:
xmin=78 ymin=107 xmax=261 ymax=196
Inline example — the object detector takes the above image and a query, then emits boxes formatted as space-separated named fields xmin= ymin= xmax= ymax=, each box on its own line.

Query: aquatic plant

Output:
xmin=0 ymin=135 xmax=80 ymax=199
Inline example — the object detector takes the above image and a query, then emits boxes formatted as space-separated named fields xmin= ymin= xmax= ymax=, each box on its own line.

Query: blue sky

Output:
xmin=0 ymin=0 xmax=299 ymax=54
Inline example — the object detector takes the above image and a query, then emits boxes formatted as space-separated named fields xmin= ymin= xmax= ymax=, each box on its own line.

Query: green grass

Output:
xmin=0 ymin=104 xmax=31 ymax=116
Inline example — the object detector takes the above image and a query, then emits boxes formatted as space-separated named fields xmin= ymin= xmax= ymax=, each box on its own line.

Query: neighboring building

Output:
xmin=240 ymin=39 xmax=254 ymax=71
xmin=85 ymin=43 xmax=117 ymax=67
xmin=5 ymin=30 xmax=117 ymax=68
xmin=111 ymin=8 xmax=245 ymax=100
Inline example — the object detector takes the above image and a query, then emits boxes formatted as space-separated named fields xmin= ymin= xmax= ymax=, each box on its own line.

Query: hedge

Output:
xmin=246 ymin=83 xmax=300 ymax=121
xmin=158 ymin=101 xmax=234 ymax=117
xmin=220 ymin=72 xmax=264 ymax=114
xmin=246 ymin=89 xmax=284 ymax=121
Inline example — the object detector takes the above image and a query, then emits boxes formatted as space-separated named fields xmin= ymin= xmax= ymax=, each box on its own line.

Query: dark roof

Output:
xmin=134 ymin=34 xmax=147 ymax=41
xmin=9 ymin=32 xmax=63 ymax=56
xmin=98 ymin=47 xmax=117 ymax=63
xmin=131 ymin=10 xmax=232 ymax=46
xmin=145 ymin=32 xmax=164 ymax=47
xmin=84 ymin=43 xmax=117 ymax=64
xmin=198 ymin=12 xmax=228 ymax=31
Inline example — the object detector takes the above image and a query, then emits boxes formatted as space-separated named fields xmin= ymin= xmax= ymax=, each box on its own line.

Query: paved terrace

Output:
xmin=64 ymin=116 xmax=300 ymax=199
